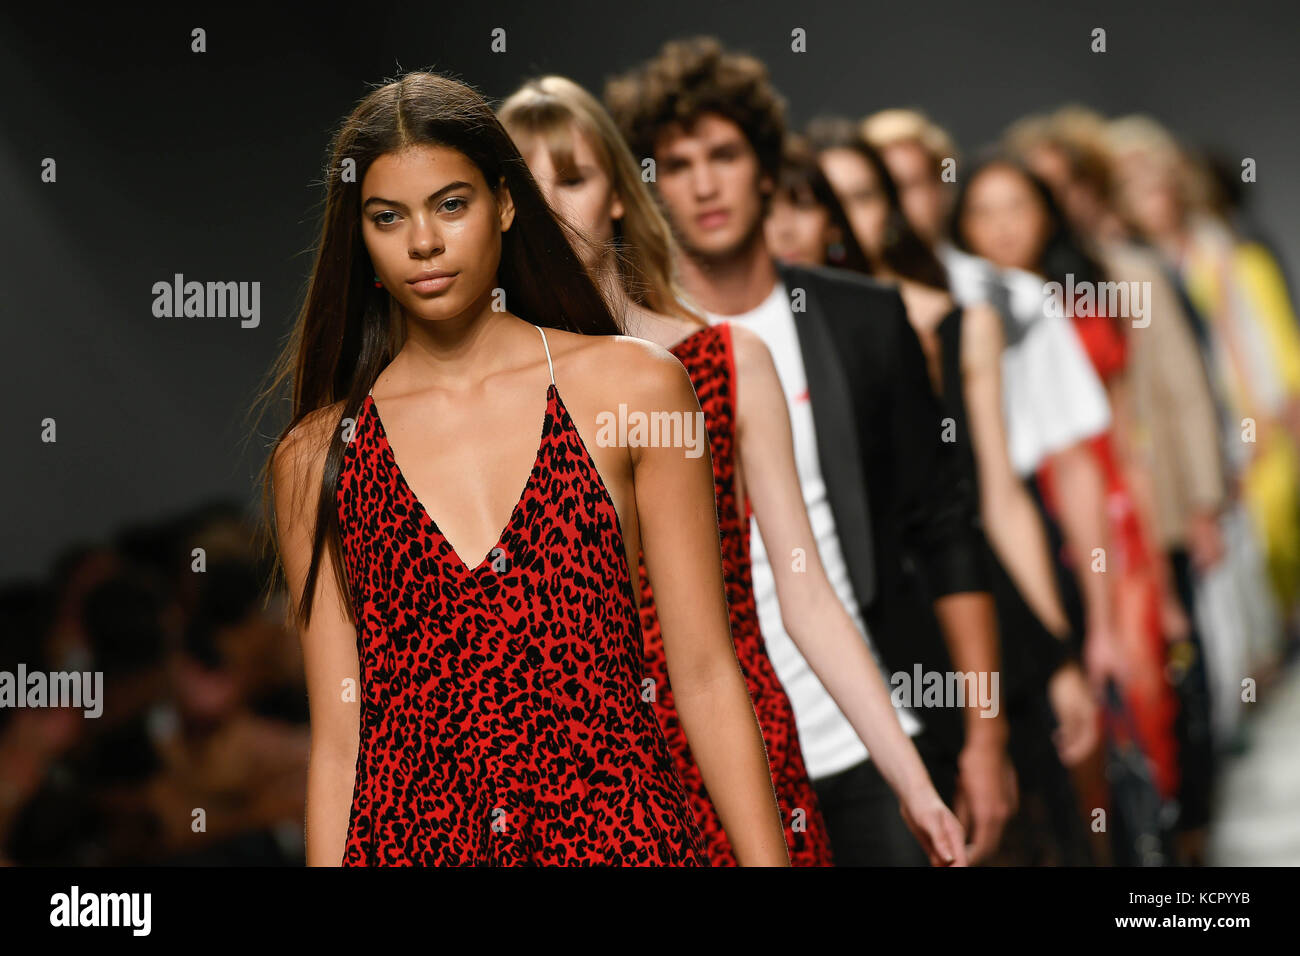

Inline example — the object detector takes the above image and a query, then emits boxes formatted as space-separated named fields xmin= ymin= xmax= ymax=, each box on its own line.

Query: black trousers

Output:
xmin=990 ymin=687 xmax=1095 ymax=866
xmin=810 ymin=731 xmax=957 ymax=866
xmin=1168 ymin=548 xmax=1215 ymax=831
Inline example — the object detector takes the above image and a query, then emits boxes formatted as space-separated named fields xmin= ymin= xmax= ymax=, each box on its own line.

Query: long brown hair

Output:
xmin=805 ymin=116 xmax=950 ymax=292
xmin=772 ymin=133 xmax=872 ymax=274
xmin=251 ymin=70 xmax=620 ymax=631
xmin=498 ymin=74 xmax=703 ymax=325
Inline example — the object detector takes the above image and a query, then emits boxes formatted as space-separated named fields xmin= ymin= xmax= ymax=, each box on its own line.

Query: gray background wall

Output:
xmin=3 ymin=1 xmax=1296 ymax=581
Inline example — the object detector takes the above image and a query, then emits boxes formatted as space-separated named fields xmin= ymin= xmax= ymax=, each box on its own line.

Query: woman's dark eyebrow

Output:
xmin=362 ymin=180 xmax=473 ymax=209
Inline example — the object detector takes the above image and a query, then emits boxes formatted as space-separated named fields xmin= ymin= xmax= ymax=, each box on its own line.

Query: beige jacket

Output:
xmin=1100 ymin=241 xmax=1227 ymax=547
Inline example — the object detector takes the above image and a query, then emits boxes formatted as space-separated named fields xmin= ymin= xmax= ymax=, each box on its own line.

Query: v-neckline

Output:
xmin=366 ymin=384 xmax=555 ymax=574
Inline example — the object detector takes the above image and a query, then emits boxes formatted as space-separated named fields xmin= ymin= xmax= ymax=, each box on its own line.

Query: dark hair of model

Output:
xmin=604 ymin=36 xmax=787 ymax=187
xmin=772 ymin=133 xmax=873 ymax=274
xmin=805 ymin=116 xmax=950 ymax=291
xmin=950 ymin=151 xmax=1106 ymax=290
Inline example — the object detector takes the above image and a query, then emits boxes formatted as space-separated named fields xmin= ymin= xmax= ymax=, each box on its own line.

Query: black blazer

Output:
xmin=775 ymin=260 xmax=989 ymax=754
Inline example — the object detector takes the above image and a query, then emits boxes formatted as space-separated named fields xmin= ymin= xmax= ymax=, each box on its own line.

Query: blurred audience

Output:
xmin=0 ymin=502 xmax=308 ymax=865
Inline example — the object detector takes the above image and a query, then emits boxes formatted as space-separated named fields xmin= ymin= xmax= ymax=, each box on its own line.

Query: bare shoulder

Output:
xmin=548 ymin=328 xmax=696 ymax=410
xmin=273 ymin=400 xmax=347 ymax=494
xmin=725 ymin=321 xmax=777 ymax=380
xmin=907 ymin=283 xmax=955 ymax=324
xmin=726 ymin=321 xmax=769 ymax=364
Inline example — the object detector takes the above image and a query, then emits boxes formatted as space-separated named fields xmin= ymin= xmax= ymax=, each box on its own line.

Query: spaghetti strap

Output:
xmin=537 ymin=325 xmax=555 ymax=386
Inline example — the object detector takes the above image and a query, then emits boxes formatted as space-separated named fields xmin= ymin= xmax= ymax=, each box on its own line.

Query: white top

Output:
xmin=938 ymin=243 xmax=1112 ymax=475
xmin=704 ymin=279 xmax=921 ymax=780
xmin=940 ymin=240 xmax=1003 ymax=308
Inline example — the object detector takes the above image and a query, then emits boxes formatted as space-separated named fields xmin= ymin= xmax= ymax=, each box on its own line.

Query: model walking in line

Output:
xmin=259 ymin=71 xmax=790 ymax=866
xmin=605 ymin=38 xmax=1012 ymax=866
xmin=953 ymin=157 xmax=1182 ymax=822
xmin=786 ymin=126 xmax=1095 ymax=864
xmin=858 ymin=105 xmax=1119 ymax=756
xmin=500 ymin=75 xmax=966 ymax=866
xmin=1008 ymin=108 xmax=1228 ymax=861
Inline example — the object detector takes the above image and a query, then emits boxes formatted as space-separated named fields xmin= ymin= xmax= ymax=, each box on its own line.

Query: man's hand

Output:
xmin=952 ymin=737 xmax=1017 ymax=864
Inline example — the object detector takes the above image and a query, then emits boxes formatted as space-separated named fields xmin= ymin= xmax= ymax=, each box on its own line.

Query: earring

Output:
xmin=374 ymin=274 xmax=383 ymax=288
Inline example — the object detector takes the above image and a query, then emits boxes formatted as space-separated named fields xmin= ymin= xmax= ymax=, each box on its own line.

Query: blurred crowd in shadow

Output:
xmin=0 ymin=502 xmax=308 ymax=865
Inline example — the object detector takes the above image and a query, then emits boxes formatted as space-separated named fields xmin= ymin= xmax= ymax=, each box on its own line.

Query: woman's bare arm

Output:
xmin=628 ymin=347 xmax=790 ymax=866
xmin=1045 ymin=439 xmax=1121 ymax=690
xmin=730 ymin=324 xmax=965 ymax=865
xmin=962 ymin=304 xmax=1072 ymax=638
xmin=272 ymin=408 xmax=362 ymax=866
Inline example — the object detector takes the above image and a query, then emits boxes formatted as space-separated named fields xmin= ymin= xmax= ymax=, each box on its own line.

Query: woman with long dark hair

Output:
xmin=763 ymin=134 xmax=873 ymax=275
xmin=254 ymin=71 xmax=790 ymax=866
xmin=499 ymin=76 xmax=966 ymax=867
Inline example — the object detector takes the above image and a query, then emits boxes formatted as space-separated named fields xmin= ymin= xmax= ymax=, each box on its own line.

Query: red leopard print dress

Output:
xmin=334 ymin=324 xmax=709 ymax=866
xmin=638 ymin=322 xmax=834 ymax=866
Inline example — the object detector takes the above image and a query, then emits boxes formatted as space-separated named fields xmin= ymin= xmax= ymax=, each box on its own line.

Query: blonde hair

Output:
xmin=1048 ymin=104 xmax=1109 ymax=144
xmin=860 ymin=108 xmax=958 ymax=169
xmin=1004 ymin=104 xmax=1114 ymax=197
xmin=1001 ymin=111 xmax=1055 ymax=159
xmin=498 ymin=75 xmax=703 ymax=325
xmin=1106 ymin=113 xmax=1213 ymax=212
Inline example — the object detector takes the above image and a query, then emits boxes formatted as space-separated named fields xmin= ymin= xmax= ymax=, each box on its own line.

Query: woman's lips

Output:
xmin=409 ymin=273 xmax=458 ymax=293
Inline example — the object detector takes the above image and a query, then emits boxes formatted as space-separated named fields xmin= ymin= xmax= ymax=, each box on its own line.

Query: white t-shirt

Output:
xmin=704 ymin=279 xmax=922 ymax=780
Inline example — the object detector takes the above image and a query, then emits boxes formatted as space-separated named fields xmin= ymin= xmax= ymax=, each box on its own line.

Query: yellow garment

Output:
xmin=1238 ymin=242 xmax=1300 ymax=391
xmin=1242 ymin=437 xmax=1300 ymax=608
xmin=1184 ymin=235 xmax=1300 ymax=611
xmin=1238 ymin=243 xmax=1300 ymax=605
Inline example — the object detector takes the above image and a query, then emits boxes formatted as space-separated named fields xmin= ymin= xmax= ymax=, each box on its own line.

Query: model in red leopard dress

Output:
xmin=637 ymin=321 xmax=835 ymax=866
xmin=335 ymin=324 xmax=711 ymax=865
